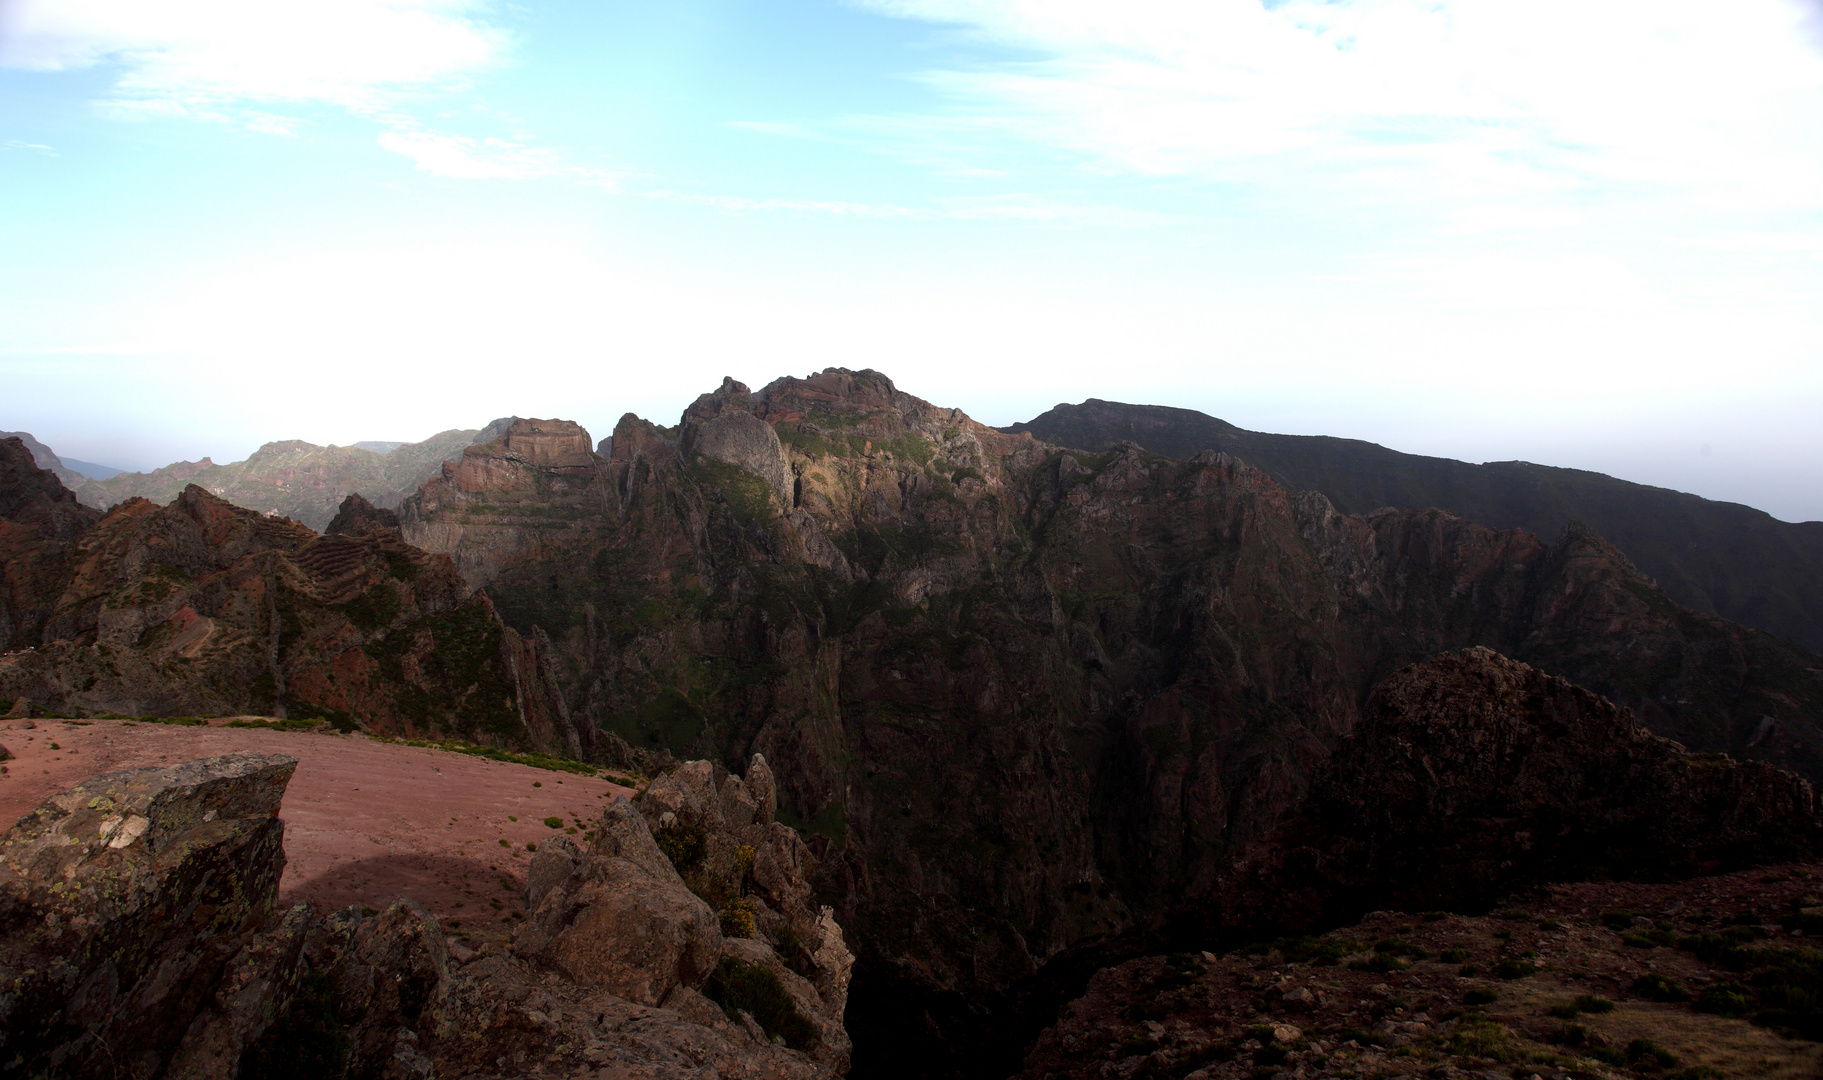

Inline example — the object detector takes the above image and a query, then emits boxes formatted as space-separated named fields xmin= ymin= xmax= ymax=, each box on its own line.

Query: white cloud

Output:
xmin=0 ymin=0 xmax=503 ymax=121
xmin=376 ymin=127 xmax=605 ymax=183
xmin=850 ymin=0 xmax=1823 ymax=215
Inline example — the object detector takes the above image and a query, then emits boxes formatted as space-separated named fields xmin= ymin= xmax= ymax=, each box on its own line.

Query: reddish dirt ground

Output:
xmin=0 ymin=717 xmax=636 ymax=944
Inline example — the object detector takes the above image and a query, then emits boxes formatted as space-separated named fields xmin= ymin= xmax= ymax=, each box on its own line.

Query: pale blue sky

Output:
xmin=3 ymin=0 xmax=1822 ymax=520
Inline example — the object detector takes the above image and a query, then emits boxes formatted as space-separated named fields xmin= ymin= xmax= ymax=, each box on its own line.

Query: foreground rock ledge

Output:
xmin=0 ymin=751 xmax=849 ymax=1080
xmin=0 ymin=752 xmax=297 ymax=1079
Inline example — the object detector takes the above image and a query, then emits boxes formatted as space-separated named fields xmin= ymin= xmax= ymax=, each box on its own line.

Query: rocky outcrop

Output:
xmin=636 ymin=755 xmax=855 ymax=1070
xmin=680 ymin=378 xmax=792 ymax=505
xmin=399 ymin=418 xmax=614 ymax=590
xmin=325 ymin=492 xmax=400 ymax=536
xmin=0 ymin=473 xmax=584 ymax=754
xmin=514 ymin=800 xmax=723 ymax=1005
xmin=514 ymin=754 xmax=854 ymax=1073
xmin=0 ymin=752 xmax=298 ymax=1078
xmin=1221 ymin=647 xmax=1823 ymax=935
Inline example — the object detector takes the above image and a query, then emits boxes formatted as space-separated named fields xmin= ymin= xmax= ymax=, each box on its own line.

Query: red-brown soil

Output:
xmin=0 ymin=717 xmax=635 ymax=944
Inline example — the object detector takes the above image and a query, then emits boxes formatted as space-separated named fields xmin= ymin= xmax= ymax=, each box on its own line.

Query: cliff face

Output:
xmin=390 ymin=368 xmax=1823 ymax=1075
xmin=399 ymin=417 xmax=616 ymax=589
xmin=0 ymin=448 xmax=582 ymax=753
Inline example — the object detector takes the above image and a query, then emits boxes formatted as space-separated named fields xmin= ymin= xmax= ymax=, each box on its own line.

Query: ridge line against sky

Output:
xmin=2 ymin=0 xmax=1821 ymax=521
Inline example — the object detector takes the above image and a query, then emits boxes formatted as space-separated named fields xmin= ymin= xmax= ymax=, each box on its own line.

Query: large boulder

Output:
xmin=0 ymin=753 xmax=297 ymax=1078
xmin=513 ymin=799 xmax=722 ymax=1005
xmin=678 ymin=378 xmax=791 ymax=505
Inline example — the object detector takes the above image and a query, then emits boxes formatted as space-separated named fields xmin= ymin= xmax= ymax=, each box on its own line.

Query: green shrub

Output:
xmin=543 ymin=816 xmax=563 ymax=829
xmin=1631 ymin=972 xmax=1690 ymax=1002
xmin=1600 ymin=910 xmax=1643 ymax=929
xmin=1463 ymin=988 xmax=1498 ymax=1006
xmin=1625 ymin=1038 xmax=1678 ymax=1068
xmin=1695 ymin=981 xmax=1753 ymax=1016
xmin=1374 ymin=937 xmax=1429 ymax=959
xmin=1439 ymin=947 xmax=1470 ymax=963
xmin=1348 ymin=953 xmax=1408 ymax=973
xmin=702 ymin=958 xmax=818 ymax=1051
xmin=656 ymin=821 xmax=707 ymax=872
xmin=1248 ymin=935 xmax=1364 ymax=966
xmin=720 ymin=897 xmax=758 ymax=938
xmin=1573 ymin=994 xmax=1615 ymax=1013
xmin=1447 ymin=1016 xmax=1516 ymax=1062
xmin=1495 ymin=959 xmax=1537 ymax=980
xmin=1549 ymin=1022 xmax=1587 ymax=1047
xmin=1669 ymin=1068 xmax=1725 ymax=1080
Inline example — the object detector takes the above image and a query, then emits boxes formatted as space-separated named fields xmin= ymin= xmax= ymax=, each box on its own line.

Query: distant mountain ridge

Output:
xmin=1001 ymin=398 xmax=1823 ymax=653
xmin=61 ymin=418 xmax=517 ymax=531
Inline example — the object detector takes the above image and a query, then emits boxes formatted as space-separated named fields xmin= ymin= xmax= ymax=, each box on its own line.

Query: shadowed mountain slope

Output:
xmin=1001 ymin=399 xmax=1823 ymax=653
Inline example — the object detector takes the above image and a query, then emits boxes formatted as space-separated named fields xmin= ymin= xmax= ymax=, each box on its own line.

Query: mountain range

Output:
xmin=1004 ymin=399 xmax=1823 ymax=653
xmin=7 ymin=371 xmax=1823 ymax=1076
xmin=49 ymin=419 xmax=516 ymax=532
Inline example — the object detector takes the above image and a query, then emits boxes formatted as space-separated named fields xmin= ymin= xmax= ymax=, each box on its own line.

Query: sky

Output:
xmin=2 ymin=0 xmax=1821 ymax=521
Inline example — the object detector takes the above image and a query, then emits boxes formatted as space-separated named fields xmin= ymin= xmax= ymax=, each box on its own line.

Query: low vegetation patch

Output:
xmin=702 ymin=958 xmax=818 ymax=1051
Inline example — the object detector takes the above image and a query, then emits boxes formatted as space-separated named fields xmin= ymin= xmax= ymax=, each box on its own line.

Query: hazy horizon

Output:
xmin=5 ymin=0 xmax=1821 ymax=521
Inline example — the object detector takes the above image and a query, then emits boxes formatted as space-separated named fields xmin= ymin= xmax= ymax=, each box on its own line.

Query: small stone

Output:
xmin=1283 ymin=986 xmax=1314 ymax=1005
xmin=1272 ymin=1024 xmax=1302 ymax=1043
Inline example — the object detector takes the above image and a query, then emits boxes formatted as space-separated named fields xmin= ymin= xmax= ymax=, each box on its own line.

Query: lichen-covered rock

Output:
xmin=512 ymin=798 xmax=722 ymax=1005
xmin=0 ymin=752 xmax=296 ymax=1078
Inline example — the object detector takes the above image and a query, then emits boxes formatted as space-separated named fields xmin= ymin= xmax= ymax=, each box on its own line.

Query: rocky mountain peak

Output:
xmin=493 ymin=417 xmax=596 ymax=468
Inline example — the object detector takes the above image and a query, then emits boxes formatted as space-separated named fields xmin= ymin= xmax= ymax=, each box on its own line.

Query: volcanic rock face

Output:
xmin=388 ymin=368 xmax=1823 ymax=1076
xmin=0 ymin=752 xmax=298 ymax=1078
xmin=1220 ymin=647 xmax=1822 ymax=935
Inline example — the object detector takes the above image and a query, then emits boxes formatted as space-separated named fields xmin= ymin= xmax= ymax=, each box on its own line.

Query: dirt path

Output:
xmin=0 ymin=717 xmax=636 ymax=944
